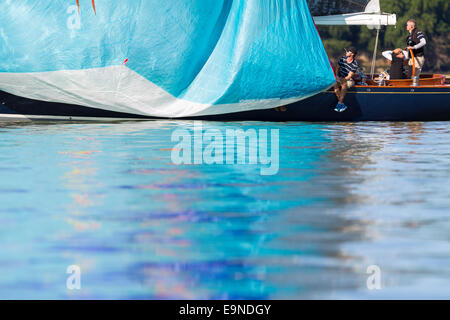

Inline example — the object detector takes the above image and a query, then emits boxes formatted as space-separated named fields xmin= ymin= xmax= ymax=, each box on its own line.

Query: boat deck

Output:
xmin=359 ymin=74 xmax=447 ymax=88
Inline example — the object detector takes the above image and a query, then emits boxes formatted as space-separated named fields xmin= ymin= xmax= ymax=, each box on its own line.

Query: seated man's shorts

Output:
xmin=337 ymin=77 xmax=355 ymax=88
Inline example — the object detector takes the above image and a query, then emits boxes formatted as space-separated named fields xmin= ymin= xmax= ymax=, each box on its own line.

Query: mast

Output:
xmin=370 ymin=27 xmax=381 ymax=78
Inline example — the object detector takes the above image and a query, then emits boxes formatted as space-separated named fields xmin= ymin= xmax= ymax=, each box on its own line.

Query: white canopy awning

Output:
xmin=313 ymin=12 xmax=397 ymax=27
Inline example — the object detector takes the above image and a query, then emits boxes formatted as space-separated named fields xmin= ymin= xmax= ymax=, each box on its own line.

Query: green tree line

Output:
xmin=317 ymin=0 xmax=449 ymax=72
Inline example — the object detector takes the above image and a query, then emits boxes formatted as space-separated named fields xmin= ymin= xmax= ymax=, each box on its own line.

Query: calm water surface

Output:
xmin=0 ymin=120 xmax=449 ymax=299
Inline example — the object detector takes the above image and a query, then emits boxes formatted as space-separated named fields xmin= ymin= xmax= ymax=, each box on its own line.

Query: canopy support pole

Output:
xmin=370 ymin=28 xmax=380 ymax=79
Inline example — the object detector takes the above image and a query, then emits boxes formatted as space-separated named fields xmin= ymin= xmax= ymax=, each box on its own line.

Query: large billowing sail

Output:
xmin=0 ymin=0 xmax=335 ymax=118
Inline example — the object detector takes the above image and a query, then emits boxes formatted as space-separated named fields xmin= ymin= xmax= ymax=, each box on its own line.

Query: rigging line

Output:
xmin=344 ymin=0 xmax=368 ymax=8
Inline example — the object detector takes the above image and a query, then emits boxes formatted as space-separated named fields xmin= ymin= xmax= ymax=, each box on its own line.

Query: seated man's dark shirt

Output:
xmin=338 ymin=56 xmax=359 ymax=79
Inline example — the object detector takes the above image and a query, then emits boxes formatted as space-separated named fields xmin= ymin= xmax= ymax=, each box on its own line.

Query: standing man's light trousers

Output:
xmin=409 ymin=56 xmax=425 ymax=76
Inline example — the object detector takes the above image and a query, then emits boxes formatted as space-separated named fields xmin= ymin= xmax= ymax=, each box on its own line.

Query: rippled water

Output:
xmin=0 ymin=120 xmax=449 ymax=299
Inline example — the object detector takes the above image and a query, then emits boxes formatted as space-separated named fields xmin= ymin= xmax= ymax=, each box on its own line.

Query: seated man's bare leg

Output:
xmin=334 ymin=84 xmax=342 ymax=101
xmin=339 ymin=83 xmax=348 ymax=103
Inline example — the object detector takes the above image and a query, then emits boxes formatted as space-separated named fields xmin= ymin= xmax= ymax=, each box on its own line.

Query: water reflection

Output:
xmin=0 ymin=121 xmax=449 ymax=299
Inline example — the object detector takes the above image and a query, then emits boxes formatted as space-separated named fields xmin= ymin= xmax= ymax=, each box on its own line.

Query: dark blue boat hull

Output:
xmin=202 ymin=86 xmax=450 ymax=121
xmin=1 ymin=85 xmax=449 ymax=121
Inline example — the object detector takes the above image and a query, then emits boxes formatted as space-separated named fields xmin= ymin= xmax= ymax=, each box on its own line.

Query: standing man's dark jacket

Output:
xmin=407 ymin=28 xmax=426 ymax=57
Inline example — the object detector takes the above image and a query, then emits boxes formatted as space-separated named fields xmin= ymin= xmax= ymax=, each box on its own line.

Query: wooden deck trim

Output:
xmin=354 ymin=85 xmax=450 ymax=89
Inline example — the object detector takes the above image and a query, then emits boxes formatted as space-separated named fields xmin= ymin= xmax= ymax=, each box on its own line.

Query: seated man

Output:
xmin=382 ymin=48 xmax=408 ymax=80
xmin=334 ymin=47 xmax=359 ymax=112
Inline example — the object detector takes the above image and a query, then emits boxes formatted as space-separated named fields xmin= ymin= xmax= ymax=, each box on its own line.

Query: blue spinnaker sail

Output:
xmin=0 ymin=0 xmax=335 ymax=117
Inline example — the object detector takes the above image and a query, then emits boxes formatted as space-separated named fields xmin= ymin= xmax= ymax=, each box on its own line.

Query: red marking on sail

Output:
xmin=76 ymin=0 xmax=96 ymax=14
xmin=123 ymin=59 xmax=129 ymax=65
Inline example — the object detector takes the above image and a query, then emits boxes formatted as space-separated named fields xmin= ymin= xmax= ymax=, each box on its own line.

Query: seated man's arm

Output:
xmin=346 ymin=63 xmax=357 ymax=80
xmin=402 ymin=50 xmax=409 ymax=60
xmin=382 ymin=51 xmax=393 ymax=61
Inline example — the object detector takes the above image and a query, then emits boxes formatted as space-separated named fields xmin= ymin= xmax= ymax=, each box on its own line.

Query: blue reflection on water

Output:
xmin=0 ymin=121 xmax=450 ymax=299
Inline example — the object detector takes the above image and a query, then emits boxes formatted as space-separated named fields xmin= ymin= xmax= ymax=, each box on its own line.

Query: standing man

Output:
xmin=334 ymin=47 xmax=359 ymax=112
xmin=406 ymin=19 xmax=427 ymax=77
